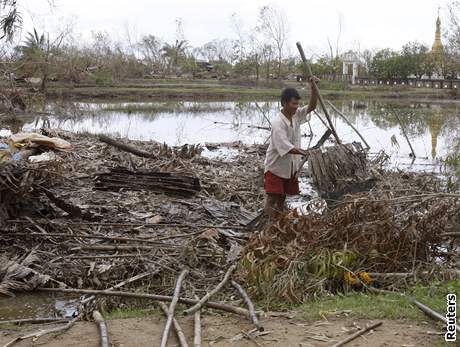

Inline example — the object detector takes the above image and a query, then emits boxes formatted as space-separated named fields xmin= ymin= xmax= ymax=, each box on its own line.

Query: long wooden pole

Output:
xmin=38 ymin=287 xmax=250 ymax=317
xmin=296 ymin=42 xmax=341 ymax=144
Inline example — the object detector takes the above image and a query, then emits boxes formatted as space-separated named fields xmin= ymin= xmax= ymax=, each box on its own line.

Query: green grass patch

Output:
xmin=297 ymin=280 xmax=460 ymax=321
xmin=103 ymin=307 xmax=156 ymax=320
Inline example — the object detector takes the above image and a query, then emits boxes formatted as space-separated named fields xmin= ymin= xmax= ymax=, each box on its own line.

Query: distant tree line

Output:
xmin=0 ymin=1 xmax=459 ymax=91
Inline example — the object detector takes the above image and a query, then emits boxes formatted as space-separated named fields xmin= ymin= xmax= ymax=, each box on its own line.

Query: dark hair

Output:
xmin=280 ymin=88 xmax=301 ymax=106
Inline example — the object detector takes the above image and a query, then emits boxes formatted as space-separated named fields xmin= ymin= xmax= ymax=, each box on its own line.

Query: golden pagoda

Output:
xmin=431 ymin=9 xmax=444 ymax=57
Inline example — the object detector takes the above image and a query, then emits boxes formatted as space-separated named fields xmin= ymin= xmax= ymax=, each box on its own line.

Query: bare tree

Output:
xmin=257 ymin=4 xmax=289 ymax=79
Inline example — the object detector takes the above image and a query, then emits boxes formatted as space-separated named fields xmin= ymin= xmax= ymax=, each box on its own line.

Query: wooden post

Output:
xmin=296 ymin=42 xmax=341 ymax=144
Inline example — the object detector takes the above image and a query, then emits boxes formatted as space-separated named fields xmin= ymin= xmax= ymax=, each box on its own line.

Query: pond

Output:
xmin=2 ymin=98 xmax=458 ymax=171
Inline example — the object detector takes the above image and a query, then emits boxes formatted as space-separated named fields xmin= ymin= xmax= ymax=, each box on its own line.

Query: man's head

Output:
xmin=281 ymin=88 xmax=301 ymax=116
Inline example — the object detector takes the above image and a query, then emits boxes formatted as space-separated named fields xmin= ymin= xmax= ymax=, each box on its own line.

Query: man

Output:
xmin=264 ymin=77 xmax=319 ymax=218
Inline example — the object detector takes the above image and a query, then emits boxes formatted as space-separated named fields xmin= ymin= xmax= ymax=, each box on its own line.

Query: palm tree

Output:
xmin=162 ymin=39 xmax=188 ymax=75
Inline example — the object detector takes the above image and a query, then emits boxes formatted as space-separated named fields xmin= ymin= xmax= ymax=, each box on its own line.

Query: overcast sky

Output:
xmin=17 ymin=0 xmax=454 ymax=55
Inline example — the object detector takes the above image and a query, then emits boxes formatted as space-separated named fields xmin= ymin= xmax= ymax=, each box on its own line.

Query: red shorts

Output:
xmin=264 ymin=171 xmax=300 ymax=196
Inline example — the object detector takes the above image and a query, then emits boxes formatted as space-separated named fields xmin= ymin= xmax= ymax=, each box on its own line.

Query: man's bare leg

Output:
xmin=265 ymin=193 xmax=286 ymax=219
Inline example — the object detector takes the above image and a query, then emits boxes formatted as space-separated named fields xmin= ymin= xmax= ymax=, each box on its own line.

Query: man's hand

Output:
xmin=309 ymin=75 xmax=320 ymax=84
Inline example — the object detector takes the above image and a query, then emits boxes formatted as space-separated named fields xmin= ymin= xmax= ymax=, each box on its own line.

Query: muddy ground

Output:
xmin=0 ymin=314 xmax=445 ymax=347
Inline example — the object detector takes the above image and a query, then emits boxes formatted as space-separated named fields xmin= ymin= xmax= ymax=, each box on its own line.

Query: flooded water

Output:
xmin=4 ymin=99 xmax=457 ymax=171
xmin=0 ymin=293 xmax=78 ymax=320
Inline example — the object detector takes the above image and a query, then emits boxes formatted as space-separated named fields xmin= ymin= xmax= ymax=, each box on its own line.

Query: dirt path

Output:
xmin=0 ymin=313 xmax=444 ymax=346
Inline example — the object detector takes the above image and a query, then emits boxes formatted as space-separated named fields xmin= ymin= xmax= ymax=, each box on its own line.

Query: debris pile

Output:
xmin=240 ymin=171 xmax=460 ymax=303
xmin=0 ymin=128 xmax=459 ymax=345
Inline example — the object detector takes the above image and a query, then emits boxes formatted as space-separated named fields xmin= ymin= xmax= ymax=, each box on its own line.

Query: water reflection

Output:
xmin=1 ymin=99 xmax=459 ymax=171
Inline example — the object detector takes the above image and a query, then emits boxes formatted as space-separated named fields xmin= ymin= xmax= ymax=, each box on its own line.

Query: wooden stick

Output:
xmin=81 ymin=271 xmax=157 ymax=304
xmin=331 ymin=321 xmax=383 ymax=347
xmin=0 ymin=318 xmax=70 ymax=325
xmin=99 ymin=134 xmax=158 ymax=159
xmin=231 ymin=281 xmax=263 ymax=332
xmin=38 ymin=287 xmax=250 ymax=317
xmin=1 ymin=232 xmax=181 ymax=245
xmin=313 ymin=110 xmax=330 ymax=129
xmin=327 ymin=101 xmax=371 ymax=150
xmin=394 ymin=113 xmax=416 ymax=159
xmin=296 ymin=42 xmax=341 ymax=144
xmin=92 ymin=311 xmax=110 ymax=347
xmin=184 ymin=264 xmax=236 ymax=315
xmin=160 ymin=269 xmax=189 ymax=347
xmin=158 ymin=302 xmax=189 ymax=347
xmin=193 ymin=295 xmax=201 ymax=347
xmin=413 ymin=300 xmax=460 ymax=333
xmin=6 ymin=219 xmax=247 ymax=230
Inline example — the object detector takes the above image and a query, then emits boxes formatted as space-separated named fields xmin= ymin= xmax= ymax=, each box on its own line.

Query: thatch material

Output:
xmin=0 ymin=254 xmax=50 ymax=297
xmin=308 ymin=143 xmax=375 ymax=200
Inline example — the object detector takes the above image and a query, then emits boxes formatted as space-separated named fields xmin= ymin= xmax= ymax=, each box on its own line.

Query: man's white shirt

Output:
xmin=264 ymin=107 xmax=311 ymax=179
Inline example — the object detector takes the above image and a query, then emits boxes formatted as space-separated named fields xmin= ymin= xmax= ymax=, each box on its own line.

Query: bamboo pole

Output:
xmin=296 ymin=42 xmax=341 ymax=144
xmin=38 ymin=287 xmax=250 ymax=317
xmin=327 ymin=101 xmax=371 ymax=150
xmin=160 ymin=269 xmax=189 ymax=347
xmin=158 ymin=302 xmax=189 ymax=347
xmin=92 ymin=311 xmax=110 ymax=347
xmin=331 ymin=321 xmax=382 ymax=347
xmin=184 ymin=264 xmax=237 ymax=315
xmin=231 ymin=281 xmax=263 ymax=332
xmin=413 ymin=300 xmax=460 ymax=333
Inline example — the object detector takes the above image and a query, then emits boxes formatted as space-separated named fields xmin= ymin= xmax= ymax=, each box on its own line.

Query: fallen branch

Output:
xmin=92 ymin=311 xmax=110 ymax=347
xmin=158 ymin=302 xmax=189 ymax=347
xmin=231 ymin=280 xmax=263 ymax=332
xmin=38 ymin=287 xmax=249 ymax=317
xmin=184 ymin=264 xmax=236 ymax=315
xmin=99 ymin=134 xmax=157 ymax=159
xmin=160 ymin=269 xmax=189 ymax=347
xmin=331 ymin=321 xmax=383 ymax=347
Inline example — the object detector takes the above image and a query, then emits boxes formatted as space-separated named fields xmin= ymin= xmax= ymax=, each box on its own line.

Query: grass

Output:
xmin=298 ymin=280 xmax=460 ymax=322
xmin=38 ymin=79 xmax=458 ymax=102
xmin=103 ymin=307 xmax=157 ymax=320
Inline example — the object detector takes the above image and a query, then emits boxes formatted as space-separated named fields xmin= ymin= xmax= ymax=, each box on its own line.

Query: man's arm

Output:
xmin=297 ymin=76 xmax=320 ymax=124
xmin=305 ymin=76 xmax=319 ymax=114
xmin=288 ymin=148 xmax=308 ymax=156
